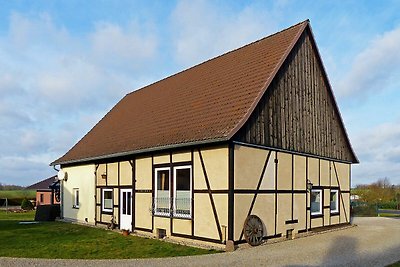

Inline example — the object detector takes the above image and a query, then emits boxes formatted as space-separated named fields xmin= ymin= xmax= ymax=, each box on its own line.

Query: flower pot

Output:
xmin=122 ymin=229 xmax=130 ymax=236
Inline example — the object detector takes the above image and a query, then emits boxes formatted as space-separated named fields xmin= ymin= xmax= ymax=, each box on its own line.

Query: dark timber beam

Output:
xmin=228 ymin=143 xmax=234 ymax=242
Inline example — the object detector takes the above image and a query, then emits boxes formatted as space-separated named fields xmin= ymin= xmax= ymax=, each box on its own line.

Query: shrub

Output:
xmin=351 ymin=203 xmax=377 ymax=217
xmin=21 ymin=198 xmax=34 ymax=210
xmin=7 ymin=198 xmax=25 ymax=206
xmin=379 ymin=201 xmax=398 ymax=210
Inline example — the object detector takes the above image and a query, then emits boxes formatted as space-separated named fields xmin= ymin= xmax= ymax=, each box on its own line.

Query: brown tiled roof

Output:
xmin=52 ymin=21 xmax=308 ymax=165
xmin=26 ymin=176 xmax=57 ymax=190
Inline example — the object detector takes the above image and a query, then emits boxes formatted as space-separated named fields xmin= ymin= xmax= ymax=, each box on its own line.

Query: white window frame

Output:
xmin=102 ymin=188 xmax=113 ymax=213
xmin=310 ymin=189 xmax=322 ymax=215
xmin=73 ymin=188 xmax=79 ymax=208
xmin=330 ymin=189 xmax=339 ymax=213
xmin=173 ymin=165 xmax=192 ymax=218
xmin=154 ymin=167 xmax=171 ymax=216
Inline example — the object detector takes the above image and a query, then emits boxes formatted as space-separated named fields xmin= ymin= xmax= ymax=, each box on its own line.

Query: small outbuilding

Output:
xmin=26 ymin=175 xmax=60 ymax=206
xmin=51 ymin=20 xmax=358 ymax=248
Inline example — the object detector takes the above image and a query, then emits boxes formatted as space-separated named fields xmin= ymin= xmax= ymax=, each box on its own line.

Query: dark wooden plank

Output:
xmin=233 ymin=30 xmax=354 ymax=162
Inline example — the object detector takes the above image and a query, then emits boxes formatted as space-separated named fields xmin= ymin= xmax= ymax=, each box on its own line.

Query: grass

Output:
xmin=0 ymin=210 xmax=220 ymax=259
xmin=0 ymin=210 xmax=35 ymax=220
xmin=387 ymin=261 xmax=400 ymax=267
xmin=378 ymin=213 xmax=400 ymax=218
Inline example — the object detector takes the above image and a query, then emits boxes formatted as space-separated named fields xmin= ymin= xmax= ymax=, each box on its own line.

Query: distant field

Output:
xmin=0 ymin=190 xmax=36 ymax=206
xmin=0 ymin=190 xmax=36 ymax=199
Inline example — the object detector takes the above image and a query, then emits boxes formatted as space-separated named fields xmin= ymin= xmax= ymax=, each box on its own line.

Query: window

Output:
xmin=102 ymin=189 xmax=113 ymax=213
xmin=173 ymin=166 xmax=192 ymax=218
xmin=330 ymin=190 xmax=339 ymax=213
xmin=154 ymin=167 xmax=170 ymax=216
xmin=153 ymin=165 xmax=192 ymax=218
xmin=73 ymin=188 xmax=79 ymax=208
xmin=310 ymin=189 xmax=322 ymax=215
xmin=39 ymin=193 xmax=44 ymax=203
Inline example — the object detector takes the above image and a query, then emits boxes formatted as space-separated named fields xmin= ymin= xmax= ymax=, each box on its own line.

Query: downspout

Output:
xmin=53 ymin=165 xmax=63 ymax=219
xmin=53 ymin=165 xmax=60 ymax=172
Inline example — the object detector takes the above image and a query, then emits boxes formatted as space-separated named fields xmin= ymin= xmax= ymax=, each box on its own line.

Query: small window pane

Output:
xmin=127 ymin=192 xmax=131 ymax=215
xmin=76 ymin=190 xmax=79 ymax=206
xmin=174 ymin=167 xmax=191 ymax=217
xmin=311 ymin=190 xmax=321 ymax=214
xmin=155 ymin=169 xmax=170 ymax=215
xmin=157 ymin=170 xmax=169 ymax=190
xmin=122 ymin=192 xmax=127 ymax=214
xmin=73 ymin=189 xmax=79 ymax=208
xmin=103 ymin=190 xmax=113 ymax=211
xmin=176 ymin=168 xmax=190 ymax=191
xmin=330 ymin=190 xmax=338 ymax=212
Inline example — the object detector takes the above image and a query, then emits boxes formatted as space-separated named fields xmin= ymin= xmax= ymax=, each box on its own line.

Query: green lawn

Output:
xmin=379 ymin=213 xmax=400 ymax=218
xmin=0 ymin=211 xmax=220 ymax=259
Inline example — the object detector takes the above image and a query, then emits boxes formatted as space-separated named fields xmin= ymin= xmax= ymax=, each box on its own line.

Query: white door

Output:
xmin=120 ymin=189 xmax=132 ymax=231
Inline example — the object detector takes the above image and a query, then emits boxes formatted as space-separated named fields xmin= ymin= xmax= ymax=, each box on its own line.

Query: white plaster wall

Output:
xmin=62 ymin=164 xmax=96 ymax=224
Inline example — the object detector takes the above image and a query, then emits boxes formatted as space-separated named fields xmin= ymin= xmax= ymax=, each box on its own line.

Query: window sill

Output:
xmin=153 ymin=213 xmax=170 ymax=218
xmin=153 ymin=213 xmax=192 ymax=220
xmin=72 ymin=206 xmax=79 ymax=209
xmin=172 ymin=215 xmax=192 ymax=220
xmin=330 ymin=211 xmax=339 ymax=216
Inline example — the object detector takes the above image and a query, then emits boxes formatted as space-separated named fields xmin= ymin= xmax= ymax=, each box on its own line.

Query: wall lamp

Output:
xmin=307 ymin=180 xmax=313 ymax=192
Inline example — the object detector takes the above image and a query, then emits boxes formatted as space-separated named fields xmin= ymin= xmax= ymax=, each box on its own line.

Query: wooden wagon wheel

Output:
xmin=243 ymin=215 xmax=264 ymax=246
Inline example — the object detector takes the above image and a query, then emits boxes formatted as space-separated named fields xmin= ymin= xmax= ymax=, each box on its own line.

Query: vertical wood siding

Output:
xmin=234 ymin=29 xmax=355 ymax=163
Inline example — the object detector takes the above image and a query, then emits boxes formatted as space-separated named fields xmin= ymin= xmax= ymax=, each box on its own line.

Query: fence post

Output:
xmin=376 ymin=202 xmax=379 ymax=217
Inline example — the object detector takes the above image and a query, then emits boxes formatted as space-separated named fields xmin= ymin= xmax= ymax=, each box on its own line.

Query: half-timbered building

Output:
xmin=51 ymin=20 xmax=358 ymax=248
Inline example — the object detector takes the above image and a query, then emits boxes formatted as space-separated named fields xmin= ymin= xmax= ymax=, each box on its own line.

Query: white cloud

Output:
xmin=0 ymin=12 xmax=160 ymax=185
xmin=8 ymin=12 xmax=72 ymax=56
xmin=90 ymin=21 xmax=158 ymax=71
xmin=0 ymin=73 xmax=24 ymax=97
xmin=0 ymin=155 xmax=55 ymax=186
xmin=336 ymin=25 xmax=400 ymax=98
xmin=170 ymin=0 xmax=277 ymax=67
xmin=352 ymin=120 xmax=400 ymax=185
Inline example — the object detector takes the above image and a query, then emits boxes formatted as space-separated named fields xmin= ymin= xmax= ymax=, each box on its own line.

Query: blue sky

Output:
xmin=1 ymin=0 xmax=399 ymax=186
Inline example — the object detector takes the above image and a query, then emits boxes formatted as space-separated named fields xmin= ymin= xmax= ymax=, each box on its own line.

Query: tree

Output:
xmin=353 ymin=178 xmax=398 ymax=205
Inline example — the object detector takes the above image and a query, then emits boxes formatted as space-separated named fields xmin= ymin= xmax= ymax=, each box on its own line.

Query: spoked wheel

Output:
xmin=243 ymin=215 xmax=264 ymax=246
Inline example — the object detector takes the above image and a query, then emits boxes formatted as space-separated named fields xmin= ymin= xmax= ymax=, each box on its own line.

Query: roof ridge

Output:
xmin=126 ymin=20 xmax=310 ymax=97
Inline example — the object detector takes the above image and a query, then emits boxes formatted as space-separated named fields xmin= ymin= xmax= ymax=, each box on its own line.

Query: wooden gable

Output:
xmin=234 ymin=27 xmax=357 ymax=163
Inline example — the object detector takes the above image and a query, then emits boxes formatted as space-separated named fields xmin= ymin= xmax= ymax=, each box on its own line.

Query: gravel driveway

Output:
xmin=1 ymin=217 xmax=399 ymax=267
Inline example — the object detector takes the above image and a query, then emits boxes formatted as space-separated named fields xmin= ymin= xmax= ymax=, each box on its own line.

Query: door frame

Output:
xmin=120 ymin=188 xmax=133 ymax=231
